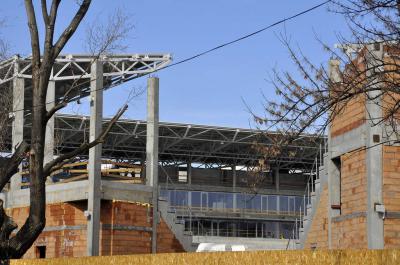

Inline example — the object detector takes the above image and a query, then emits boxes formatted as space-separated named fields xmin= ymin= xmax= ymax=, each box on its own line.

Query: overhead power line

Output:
xmin=7 ymin=0 xmax=331 ymax=114
xmin=162 ymin=0 xmax=331 ymax=70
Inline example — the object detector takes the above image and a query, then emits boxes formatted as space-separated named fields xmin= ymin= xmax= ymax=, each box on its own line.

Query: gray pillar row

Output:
xmin=87 ymin=60 xmax=103 ymax=256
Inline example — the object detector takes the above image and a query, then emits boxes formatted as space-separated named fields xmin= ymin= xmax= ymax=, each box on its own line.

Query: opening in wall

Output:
xmin=331 ymin=156 xmax=342 ymax=215
xmin=35 ymin=245 xmax=46 ymax=259
xmin=178 ymin=167 xmax=188 ymax=183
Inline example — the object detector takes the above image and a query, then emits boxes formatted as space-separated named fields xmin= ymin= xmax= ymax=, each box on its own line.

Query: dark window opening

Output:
xmin=36 ymin=246 xmax=46 ymax=259
xmin=332 ymin=156 xmax=342 ymax=215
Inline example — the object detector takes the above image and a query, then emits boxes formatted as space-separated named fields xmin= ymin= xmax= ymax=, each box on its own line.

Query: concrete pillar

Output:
xmin=274 ymin=167 xmax=280 ymax=192
xmin=187 ymin=159 xmax=192 ymax=186
xmin=232 ymin=165 xmax=237 ymax=211
xmin=365 ymin=43 xmax=384 ymax=249
xmin=275 ymin=222 xmax=280 ymax=239
xmin=140 ymin=156 xmax=146 ymax=180
xmin=10 ymin=60 xmax=24 ymax=191
xmin=44 ymin=81 xmax=55 ymax=174
xmin=146 ymin=77 xmax=159 ymax=253
xmin=87 ymin=60 xmax=103 ymax=256
xmin=327 ymin=59 xmax=342 ymax=249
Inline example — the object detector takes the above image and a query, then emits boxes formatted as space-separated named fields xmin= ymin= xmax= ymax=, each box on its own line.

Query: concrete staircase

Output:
xmin=296 ymin=153 xmax=328 ymax=249
xmin=158 ymin=197 xmax=198 ymax=252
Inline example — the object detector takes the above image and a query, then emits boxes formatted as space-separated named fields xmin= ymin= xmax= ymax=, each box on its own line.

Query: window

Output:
xmin=280 ymin=196 xmax=289 ymax=213
xmin=191 ymin=191 xmax=201 ymax=207
xmin=268 ymin=196 xmax=277 ymax=212
xmin=331 ymin=157 xmax=341 ymax=214
xmin=178 ymin=168 xmax=188 ymax=182
xmin=36 ymin=246 xmax=46 ymax=259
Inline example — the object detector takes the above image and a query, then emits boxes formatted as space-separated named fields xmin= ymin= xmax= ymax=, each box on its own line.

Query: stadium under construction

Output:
xmin=0 ymin=53 xmax=323 ymax=258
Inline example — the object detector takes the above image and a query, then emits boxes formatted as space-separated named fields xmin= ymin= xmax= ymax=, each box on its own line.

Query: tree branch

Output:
xmin=40 ymin=0 xmax=49 ymax=26
xmin=43 ymin=104 xmax=128 ymax=177
xmin=24 ymin=0 xmax=41 ymax=69
xmin=0 ymin=141 xmax=29 ymax=191
xmin=52 ymin=0 xmax=91 ymax=60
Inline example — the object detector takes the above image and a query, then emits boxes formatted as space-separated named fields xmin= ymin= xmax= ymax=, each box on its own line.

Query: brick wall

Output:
xmin=340 ymin=150 xmax=367 ymax=215
xmin=305 ymin=47 xmax=400 ymax=249
xmin=383 ymin=146 xmax=400 ymax=248
xmin=304 ymin=149 xmax=368 ymax=249
xmin=7 ymin=200 xmax=184 ymax=259
xmin=330 ymin=149 xmax=368 ymax=249
xmin=330 ymin=94 xmax=366 ymax=138
xmin=304 ymin=185 xmax=329 ymax=249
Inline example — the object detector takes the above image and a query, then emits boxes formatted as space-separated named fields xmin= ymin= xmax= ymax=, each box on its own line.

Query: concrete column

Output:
xmin=275 ymin=222 xmax=280 ymax=239
xmin=232 ymin=165 xmax=237 ymax=211
xmin=87 ymin=60 xmax=103 ymax=256
xmin=10 ymin=61 xmax=24 ymax=191
xmin=187 ymin=159 xmax=192 ymax=186
xmin=140 ymin=156 xmax=146 ymax=180
xmin=274 ymin=167 xmax=280 ymax=192
xmin=44 ymin=81 xmax=55 ymax=174
xmin=146 ymin=77 xmax=159 ymax=253
xmin=365 ymin=43 xmax=384 ymax=249
xmin=327 ymin=59 xmax=342 ymax=249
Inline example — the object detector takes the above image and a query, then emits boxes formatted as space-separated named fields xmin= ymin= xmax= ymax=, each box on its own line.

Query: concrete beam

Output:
xmin=10 ymin=62 xmax=24 ymax=191
xmin=330 ymin=124 xmax=366 ymax=158
xmin=146 ymin=77 xmax=160 ymax=253
xmin=4 ymin=180 xmax=89 ymax=208
xmin=44 ymin=81 xmax=55 ymax=172
xmin=101 ymin=181 xmax=152 ymax=203
xmin=87 ymin=60 xmax=103 ymax=256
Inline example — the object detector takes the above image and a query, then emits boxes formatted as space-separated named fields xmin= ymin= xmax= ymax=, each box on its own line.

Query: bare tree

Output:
xmin=0 ymin=1 xmax=132 ymax=262
xmin=253 ymin=0 xmax=400 ymax=165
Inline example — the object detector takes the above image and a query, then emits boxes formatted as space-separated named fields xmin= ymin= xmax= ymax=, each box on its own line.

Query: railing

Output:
xmin=286 ymin=141 xmax=327 ymax=249
xmin=189 ymin=227 xmax=281 ymax=238
xmin=172 ymin=205 xmax=301 ymax=217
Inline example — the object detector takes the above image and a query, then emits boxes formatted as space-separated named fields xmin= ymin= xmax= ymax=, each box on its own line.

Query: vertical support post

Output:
xmin=87 ymin=60 xmax=103 ymax=256
xmin=231 ymin=165 xmax=237 ymax=235
xmin=327 ymin=59 xmax=342 ymax=249
xmin=232 ymin=165 xmax=237 ymax=211
xmin=146 ymin=77 xmax=159 ymax=253
xmin=187 ymin=159 xmax=192 ymax=186
xmin=274 ymin=167 xmax=280 ymax=192
xmin=275 ymin=222 xmax=280 ymax=239
xmin=44 ymin=81 xmax=55 ymax=174
xmin=11 ymin=59 xmax=24 ymax=191
xmin=365 ymin=43 xmax=384 ymax=249
xmin=140 ymin=155 xmax=146 ymax=180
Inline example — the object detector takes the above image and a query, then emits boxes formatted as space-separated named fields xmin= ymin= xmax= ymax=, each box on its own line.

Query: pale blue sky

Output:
xmin=1 ymin=1 xmax=349 ymax=128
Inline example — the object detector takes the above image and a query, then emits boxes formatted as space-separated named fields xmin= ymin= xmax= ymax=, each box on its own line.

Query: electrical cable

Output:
xmin=5 ymin=0 xmax=331 ymax=114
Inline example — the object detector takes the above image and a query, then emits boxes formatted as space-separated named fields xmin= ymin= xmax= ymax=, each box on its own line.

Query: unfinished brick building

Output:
xmin=9 ymin=200 xmax=184 ymax=258
xmin=299 ymin=43 xmax=400 ymax=249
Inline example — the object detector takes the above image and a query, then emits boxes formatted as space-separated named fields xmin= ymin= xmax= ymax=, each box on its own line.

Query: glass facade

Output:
xmin=184 ymin=219 xmax=297 ymax=239
xmin=162 ymin=189 xmax=306 ymax=215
